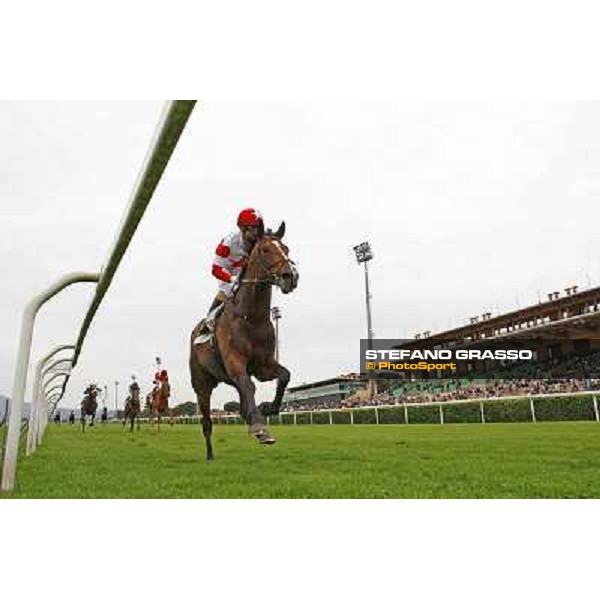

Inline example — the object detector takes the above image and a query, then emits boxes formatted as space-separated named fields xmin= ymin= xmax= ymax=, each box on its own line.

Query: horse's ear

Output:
xmin=275 ymin=221 xmax=286 ymax=239
xmin=257 ymin=220 xmax=265 ymax=237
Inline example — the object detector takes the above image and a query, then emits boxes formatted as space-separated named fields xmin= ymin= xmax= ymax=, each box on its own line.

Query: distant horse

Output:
xmin=101 ymin=406 xmax=108 ymax=425
xmin=144 ymin=392 xmax=152 ymax=417
xmin=80 ymin=385 xmax=99 ymax=432
xmin=189 ymin=221 xmax=298 ymax=460
xmin=53 ymin=412 xmax=61 ymax=425
xmin=150 ymin=376 xmax=172 ymax=432
xmin=123 ymin=382 xmax=141 ymax=432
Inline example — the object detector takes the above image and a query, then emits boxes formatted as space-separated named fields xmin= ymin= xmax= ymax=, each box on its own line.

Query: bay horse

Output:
xmin=123 ymin=380 xmax=141 ymax=432
xmin=189 ymin=221 xmax=298 ymax=460
xmin=80 ymin=385 xmax=99 ymax=432
xmin=150 ymin=375 xmax=172 ymax=431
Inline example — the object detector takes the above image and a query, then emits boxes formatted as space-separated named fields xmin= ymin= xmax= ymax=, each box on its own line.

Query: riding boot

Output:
xmin=205 ymin=299 xmax=226 ymax=332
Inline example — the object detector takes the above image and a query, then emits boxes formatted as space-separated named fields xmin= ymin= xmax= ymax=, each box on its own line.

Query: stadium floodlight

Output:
xmin=271 ymin=307 xmax=282 ymax=362
xmin=353 ymin=241 xmax=374 ymax=348
xmin=353 ymin=241 xmax=376 ymax=398
xmin=353 ymin=241 xmax=373 ymax=264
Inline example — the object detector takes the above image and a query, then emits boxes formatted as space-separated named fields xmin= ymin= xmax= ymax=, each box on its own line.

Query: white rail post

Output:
xmin=439 ymin=404 xmax=444 ymax=425
xmin=480 ymin=400 xmax=486 ymax=424
xmin=529 ymin=397 xmax=537 ymax=423
xmin=293 ymin=412 xmax=297 ymax=425
xmin=40 ymin=376 xmax=69 ymax=443
xmin=593 ymin=395 xmax=599 ymax=422
xmin=350 ymin=410 xmax=354 ymax=425
xmin=1 ymin=272 xmax=100 ymax=492
xmin=404 ymin=404 xmax=409 ymax=424
xmin=310 ymin=411 xmax=313 ymax=425
xmin=374 ymin=406 xmax=379 ymax=425
xmin=329 ymin=410 xmax=333 ymax=425
xmin=29 ymin=355 xmax=72 ymax=453
xmin=31 ymin=358 xmax=67 ymax=450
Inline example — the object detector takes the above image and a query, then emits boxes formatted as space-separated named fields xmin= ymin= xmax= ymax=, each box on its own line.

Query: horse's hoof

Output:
xmin=255 ymin=430 xmax=276 ymax=445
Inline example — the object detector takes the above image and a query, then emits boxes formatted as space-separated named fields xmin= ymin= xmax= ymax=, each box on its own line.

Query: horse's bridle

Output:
xmin=240 ymin=239 xmax=298 ymax=288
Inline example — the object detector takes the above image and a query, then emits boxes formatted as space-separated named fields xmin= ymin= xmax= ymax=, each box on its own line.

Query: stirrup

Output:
xmin=193 ymin=319 xmax=213 ymax=345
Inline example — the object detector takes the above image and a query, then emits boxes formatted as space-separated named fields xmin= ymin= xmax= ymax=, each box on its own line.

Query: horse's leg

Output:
xmin=254 ymin=359 xmax=291 ymax=416
xmin=255 ymin=362 xmax=290 ymax=415
xmin=228 ymin=361 xmax=274 ymax=444
xmin=190 ymin=356 xmax=219 ymax=459
xmin=196 ymin=388 xmax=215 ymax=460
xmin=194 ymin=377 xmax=217 ymax=460
xmin=271 ymin=364 xmax=291 ymax=414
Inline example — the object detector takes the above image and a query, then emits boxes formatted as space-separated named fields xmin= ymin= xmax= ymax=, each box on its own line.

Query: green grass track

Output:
xmin=4 ymin=422 xmax=600 ymax=498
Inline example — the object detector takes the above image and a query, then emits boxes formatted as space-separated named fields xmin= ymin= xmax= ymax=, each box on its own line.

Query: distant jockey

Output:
xmin=129 ymin=375 xmax=140 ymax=395
xmin=198 ymin=208 xmax=263 ymax=338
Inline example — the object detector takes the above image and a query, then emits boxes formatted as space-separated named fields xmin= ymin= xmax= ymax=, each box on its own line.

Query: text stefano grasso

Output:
xmin=364 ymin=349 xmax=534 ymax=361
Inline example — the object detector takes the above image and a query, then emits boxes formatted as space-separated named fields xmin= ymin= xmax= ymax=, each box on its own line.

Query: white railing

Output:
xmin=270 ymin=390 xmax=600 ymax=425
xmin=102 ymin=391 xmax=600 ymax=427
xmin=1 ymin=100 xmax=197 ymax=493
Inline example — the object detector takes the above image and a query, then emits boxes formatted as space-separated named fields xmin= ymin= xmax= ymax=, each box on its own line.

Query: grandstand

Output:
xmin=405 ymin=284 xmax=600 ymax=343
xmin=283 ymin=374 xmax=364 ymax=411
xmin=392 ymin=284 xmax=600 ymax=374
xmin=287 ymin=285 xmax=600 ymax=412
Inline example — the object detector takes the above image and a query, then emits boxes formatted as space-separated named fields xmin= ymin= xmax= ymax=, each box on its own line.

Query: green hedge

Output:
xmin=443 ymin=401 xmax=482 ymax=424
xmin=242 ymin=395 xmax=599 ymax=428
xmin=296 ymin=412 xmax=312 ymax=425
xmin=217 ymin=416 xmax=243 ymax=425
xmin=352 ymin=408 xmax=377 ymax=424
xmin=312 ymin=411 xmax=331 ymax=425
xmin=407 ymin=404 xmax=440 ymax=424
xmin=267 ymin=414 xmax=281 ymax=425
xmin=483 ymin=398 xmax=532 ymax=423
xmin=378 ymin=406 xmax=407 ymax=424
xmin=332 ymin=410 xmax=352 ymax=424
xmin=533 ymin=395 xmax=596 ymax=422
xmin=280 ymin=413 xmax=295 ymax=426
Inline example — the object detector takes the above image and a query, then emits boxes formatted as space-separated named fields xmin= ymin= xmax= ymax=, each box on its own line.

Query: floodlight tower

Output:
xmin=114 ymin=380 xmax=119 ymax=418
xmin=353 ymin=241 xmax=374 ymax=349
xmin=353 ymin=241 xmax=376 ymax=398
xmin=271 ymin=306 xmax=282 ymax=362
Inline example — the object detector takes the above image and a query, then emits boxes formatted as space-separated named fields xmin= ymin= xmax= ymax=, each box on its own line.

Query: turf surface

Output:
xmin=4 ymin=422 xmax=600 ymax=498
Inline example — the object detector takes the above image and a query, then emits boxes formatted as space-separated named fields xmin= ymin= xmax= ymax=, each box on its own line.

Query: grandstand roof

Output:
xmin=288 ymin=375 xmax=363 ymax=393
xmin=398 ymin=284 xmax=600 ymax=348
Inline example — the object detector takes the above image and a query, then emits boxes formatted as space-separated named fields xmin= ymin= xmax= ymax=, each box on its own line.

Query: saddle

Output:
xmin=193 ymin=302 xmax=226 ymax=346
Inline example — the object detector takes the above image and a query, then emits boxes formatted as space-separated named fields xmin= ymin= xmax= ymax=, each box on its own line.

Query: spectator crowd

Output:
xmin=281 ymin=350 xmax=600 ymax=412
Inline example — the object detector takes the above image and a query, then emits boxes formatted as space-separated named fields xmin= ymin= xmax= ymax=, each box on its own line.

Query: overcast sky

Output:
xmin=2 ymin=101 xmax=600 ymax=409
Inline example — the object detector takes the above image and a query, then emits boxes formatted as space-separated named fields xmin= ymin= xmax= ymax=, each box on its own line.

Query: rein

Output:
xmin=240 ymin=241 xmax=296 ymax=286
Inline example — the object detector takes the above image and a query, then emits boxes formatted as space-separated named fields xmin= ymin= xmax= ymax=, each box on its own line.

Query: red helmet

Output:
xmin=237 ymin=208 xmax=263 ymax=227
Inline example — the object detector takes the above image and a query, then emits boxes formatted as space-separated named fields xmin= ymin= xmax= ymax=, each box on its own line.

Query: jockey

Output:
xmin=202 ymin=208 xmax=263 ymax=334
xmin=129 ymin=375 xmax=140 ymax=394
